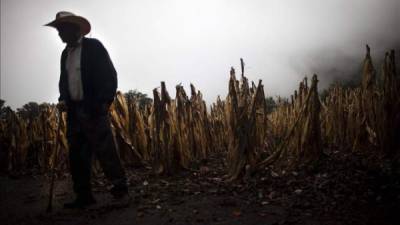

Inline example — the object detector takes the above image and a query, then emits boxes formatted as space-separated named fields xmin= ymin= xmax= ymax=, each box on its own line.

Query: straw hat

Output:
xmin=45 ymin=11 xmax=91 ymax=35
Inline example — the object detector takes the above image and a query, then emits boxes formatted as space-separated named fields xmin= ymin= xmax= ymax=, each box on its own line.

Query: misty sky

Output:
xmin=1 ymin=0 xmax=399 ymax=109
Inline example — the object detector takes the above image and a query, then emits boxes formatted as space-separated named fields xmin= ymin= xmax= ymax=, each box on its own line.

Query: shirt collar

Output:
xmin=67 ymin=36 xmax=83 ymax=49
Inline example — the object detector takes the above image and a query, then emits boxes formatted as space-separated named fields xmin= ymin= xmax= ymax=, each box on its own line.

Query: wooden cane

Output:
xmin=46 ymin=110 xmax=63 ymax=213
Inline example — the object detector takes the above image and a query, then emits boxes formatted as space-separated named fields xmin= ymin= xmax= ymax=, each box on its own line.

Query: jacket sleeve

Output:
xmin=91 ymin=39 xmax=118 ymax=104
xmin=58 ymin=49 xmax=69 ymax=102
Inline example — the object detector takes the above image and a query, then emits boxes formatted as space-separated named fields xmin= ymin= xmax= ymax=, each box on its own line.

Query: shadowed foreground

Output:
xmin=1 ymin=151 xmax=399 ymax=225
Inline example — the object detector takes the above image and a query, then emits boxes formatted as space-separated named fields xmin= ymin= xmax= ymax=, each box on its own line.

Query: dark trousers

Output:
xmin=66 ymin=103 xmax=127 ymax=196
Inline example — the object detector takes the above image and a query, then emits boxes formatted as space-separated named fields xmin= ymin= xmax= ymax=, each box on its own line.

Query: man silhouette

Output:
xmin=45 ymin=11 xmax=129 ymax=208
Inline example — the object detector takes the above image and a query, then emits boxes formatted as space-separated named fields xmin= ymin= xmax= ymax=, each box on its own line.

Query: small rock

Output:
xmin=271 ymin=171 xmax=279 ymax=177
xmin=294 ymin=189 xmax=303 ymax=194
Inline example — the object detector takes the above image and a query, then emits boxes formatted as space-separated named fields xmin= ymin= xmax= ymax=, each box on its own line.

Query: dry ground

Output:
xmin=1 ymin=152 xmax=399 ymax=225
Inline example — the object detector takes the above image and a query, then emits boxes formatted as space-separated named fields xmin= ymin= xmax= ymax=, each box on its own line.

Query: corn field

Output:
xmin=0 ymin=46 xmax=399 ymax=180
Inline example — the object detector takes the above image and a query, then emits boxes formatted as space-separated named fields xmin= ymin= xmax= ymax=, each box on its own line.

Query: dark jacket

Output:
xmin=58 ymin=37 xmax=117 ymax=110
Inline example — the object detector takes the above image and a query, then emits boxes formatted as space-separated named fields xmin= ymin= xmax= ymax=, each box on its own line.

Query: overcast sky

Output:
xmin=1 ymin=0 xmax=399 ymax=109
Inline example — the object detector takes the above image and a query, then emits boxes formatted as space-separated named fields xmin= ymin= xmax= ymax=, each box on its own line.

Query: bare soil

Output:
xmin=1 ymin=152 xmax=399 ymax=225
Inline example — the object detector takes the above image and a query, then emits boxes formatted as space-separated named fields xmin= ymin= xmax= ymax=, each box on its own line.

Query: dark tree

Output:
xmin=17 ymin=102 xmax=41 ymax=121
xmin=319 ymin=78 xmax=361 ymax=101
xmin=124 ymin=90 xmax=153 ymax=110
xmin=265 ymin=96 xmax=277 ymax=113
xmin=0 ymin=99 xmax=8 ymax=119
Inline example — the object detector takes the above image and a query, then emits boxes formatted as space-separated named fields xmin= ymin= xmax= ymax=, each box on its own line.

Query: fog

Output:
xmin=1 ymin=0 xmax=399 ymax=109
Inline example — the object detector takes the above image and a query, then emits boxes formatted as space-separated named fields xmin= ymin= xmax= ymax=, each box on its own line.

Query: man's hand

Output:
xmin=57 ymin=100 xmax=67 ymax=112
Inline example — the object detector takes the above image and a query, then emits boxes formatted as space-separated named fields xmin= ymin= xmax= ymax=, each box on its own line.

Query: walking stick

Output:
xmin=46 ymin=109 xmax=63 ymax=213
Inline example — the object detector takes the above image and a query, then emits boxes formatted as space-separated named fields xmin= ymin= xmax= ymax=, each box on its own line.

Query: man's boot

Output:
xmin=64 ymin=192 xmax=97 ymax=209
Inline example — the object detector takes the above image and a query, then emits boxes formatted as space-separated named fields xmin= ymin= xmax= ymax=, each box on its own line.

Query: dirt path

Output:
xmin=0 ymin=161 xmax=287 ymax=225
xmin=1 ymin=153 xmax=399 ymax=225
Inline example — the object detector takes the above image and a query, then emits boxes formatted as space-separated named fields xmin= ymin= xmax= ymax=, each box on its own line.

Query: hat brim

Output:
xmin=45 ymin=16 xmax=91 ymax=36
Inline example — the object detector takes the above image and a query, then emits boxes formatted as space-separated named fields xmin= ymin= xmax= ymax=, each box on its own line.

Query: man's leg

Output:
xmin=85 ymin=113 xmax=128 ymax=197
xmin=64 ymin=108 xmax=96 ymax=208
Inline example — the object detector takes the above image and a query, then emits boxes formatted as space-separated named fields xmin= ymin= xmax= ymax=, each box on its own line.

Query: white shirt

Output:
xmin=66 ymin=38 xmax=84 ymax=101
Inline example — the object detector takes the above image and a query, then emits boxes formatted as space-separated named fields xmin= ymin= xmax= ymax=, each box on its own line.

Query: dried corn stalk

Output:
xmin=226 ymin=60 xmax=269 ymax=180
